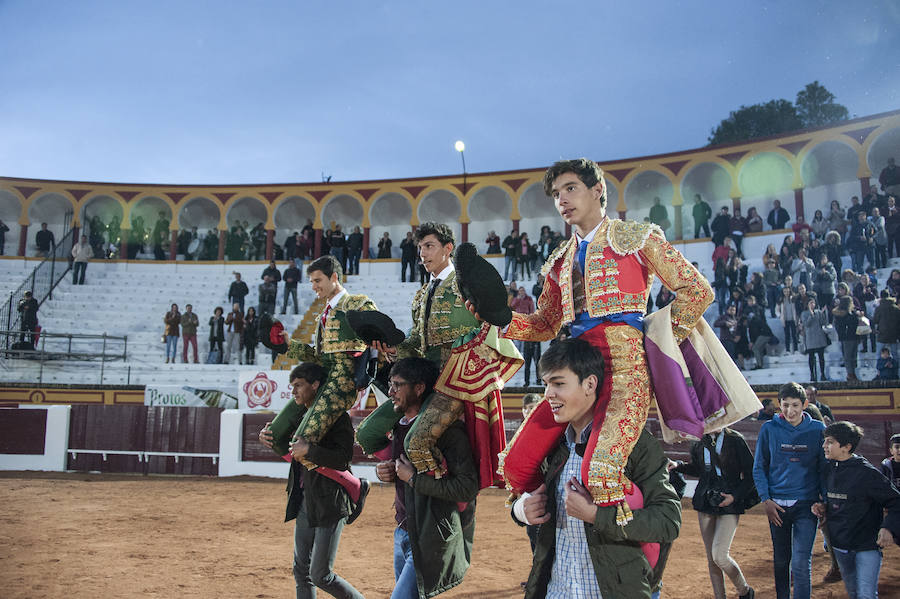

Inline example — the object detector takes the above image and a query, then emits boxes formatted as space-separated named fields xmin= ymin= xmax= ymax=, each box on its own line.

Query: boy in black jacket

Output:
xmin=813 ymin=421 xmax=900 ymax=599
xmin=259 ymin=363 xmax=364 ymax=599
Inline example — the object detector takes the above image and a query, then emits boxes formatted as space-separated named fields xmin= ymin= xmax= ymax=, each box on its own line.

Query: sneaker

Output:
xmin=347 ymin=478 xmax=370 ymax=525
xmin=823 ymin=567 xmax=842 ymax=583
xmin=739 ymin=588 xmax=755 ymax=599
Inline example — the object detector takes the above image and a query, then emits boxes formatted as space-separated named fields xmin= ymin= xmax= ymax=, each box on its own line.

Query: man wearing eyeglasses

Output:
xmin=359 ymin=357 xmax=479 ymax=599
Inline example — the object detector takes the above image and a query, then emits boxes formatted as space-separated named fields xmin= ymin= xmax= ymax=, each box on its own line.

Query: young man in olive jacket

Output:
xmin=361 ymin=357 xmax=479 ymax=599
xmin=259 ymin=362 xmax=364 ymax=599
xmin=510 ymin=339 xmax=681 ymax=599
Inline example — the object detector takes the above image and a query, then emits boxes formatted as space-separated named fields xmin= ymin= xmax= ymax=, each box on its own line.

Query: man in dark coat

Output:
xmin=259 ymin=363 xmax=365 ymax=599
xmin=711 ymin=207 xmax=731 ymax=247
xmin=228 ymin=272 xmax=249 ymax=313
xmin=399 ymin=231 xmax=417 ymax=282
xmin=767 ymin=199 xmax=790 ymax=230
xmin=282 ymin=261 xmax=301 ymax=314
xmin=17 ymin=291 xmax=39 ymax=347
xmin=693 ymin=194 xmax=712 ymax=238
xmin=364 ymin=357 xmax=479 ymax=599
xmin=347 ymin=226 xmax=363 ymax=275
xmin=35 ymin=222 xmax=55 ymax=257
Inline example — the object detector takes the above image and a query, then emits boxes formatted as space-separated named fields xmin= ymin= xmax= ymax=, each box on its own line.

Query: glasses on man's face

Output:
xmin=388 ymin=380 xmax=412 ymax=393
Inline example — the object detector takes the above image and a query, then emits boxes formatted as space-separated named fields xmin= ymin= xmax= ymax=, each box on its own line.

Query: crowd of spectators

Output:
xmin=706 ymin=185 xmax=900 ymax=381
xmin=491 ymin=226 xmax=566 ymax=282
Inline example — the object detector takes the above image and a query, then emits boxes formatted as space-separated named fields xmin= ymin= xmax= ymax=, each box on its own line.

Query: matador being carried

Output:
xmin=498 ymin=158 xmax=716 ymax=524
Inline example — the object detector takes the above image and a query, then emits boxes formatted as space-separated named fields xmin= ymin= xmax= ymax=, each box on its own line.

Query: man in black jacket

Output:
xmin=347 ymin=226 xmax=363 ymax=275
xmin=259 ymin=363 xmax=365 ymax=599
xmin=17 ymin=291 xmax=39 ymax=347
xmin=711 ymin=207 xmax=731 ymax=247
xmin=399 ymin=231 xmax=417 ymax=282
xmin=767 ymin=200 xmax=790 ymax=230
xmin=228 ymin=272 xmax=249 ymax=313
xmin=34 ymin=222 xmax=54 ymax=257
xmin=282 ymin=261 xmax=301 ymax=314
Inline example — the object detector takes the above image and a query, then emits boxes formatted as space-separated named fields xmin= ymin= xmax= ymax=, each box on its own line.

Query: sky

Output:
xmin=1 ymin=1 xmax=898 ymax=185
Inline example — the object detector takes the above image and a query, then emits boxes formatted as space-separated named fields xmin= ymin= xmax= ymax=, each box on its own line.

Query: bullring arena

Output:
xmin=3 ymin=111 xmax=900 ymax=597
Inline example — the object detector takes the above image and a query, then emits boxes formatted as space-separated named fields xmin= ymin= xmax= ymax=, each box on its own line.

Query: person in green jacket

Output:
xmin=361 ymin=357 xmax=479 ymax=599
xmin=693 ymin=193 xmax=713 ymax=239
xmin=510 ymin=338 xmax=681 ymax=599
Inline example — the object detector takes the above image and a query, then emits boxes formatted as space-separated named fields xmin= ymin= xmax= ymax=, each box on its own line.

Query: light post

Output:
xmin=455 ymin=140 xmax=467 ymax=195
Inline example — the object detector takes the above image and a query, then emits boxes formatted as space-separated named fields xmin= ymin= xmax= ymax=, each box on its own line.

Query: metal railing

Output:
xmin=1 ymin=329 xmax=128 ymax=384
xmin=1 ymin=226 xmax=75 ymax=350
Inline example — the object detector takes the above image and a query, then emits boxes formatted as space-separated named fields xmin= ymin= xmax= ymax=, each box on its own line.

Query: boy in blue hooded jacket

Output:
xmin=752 ymin=382 xmax=826 ymax=599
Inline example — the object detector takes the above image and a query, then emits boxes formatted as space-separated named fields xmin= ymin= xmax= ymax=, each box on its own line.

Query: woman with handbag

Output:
xmin=672 ymin=429 xmax=758 ymax=599
xmin=801 ymin=298 xmax=830 ymax=382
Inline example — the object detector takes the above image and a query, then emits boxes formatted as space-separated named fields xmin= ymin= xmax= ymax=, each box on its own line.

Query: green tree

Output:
xmin=795 ymin=81 xmax=849 ymax=127
xmin=708 ymin=82 xmax=849 ymax=146
xmin=708 ymin=99 xmax=802 ymax=145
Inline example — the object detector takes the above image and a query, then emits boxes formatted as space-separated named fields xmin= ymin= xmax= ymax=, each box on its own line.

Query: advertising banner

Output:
xmin=238 ymin=370 xmax=294 ymax=411
xmin=144 ymin=385 xmax=238 ymax=409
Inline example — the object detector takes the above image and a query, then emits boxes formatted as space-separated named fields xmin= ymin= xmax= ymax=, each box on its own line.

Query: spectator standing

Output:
xmin=876 ymin=347 xmax=898 ymax=379
xmin=518 ymin=232 xmax=532 ymax=280
xmin=813 ymin=421 xmax=900 ymax=599
xmin=803 ymin=386 xmax=834 ymax=424
xmin=649 ymin=196 xmax=670 ymax=231
xmin=752 ymin=382 xmax=826 ymax=599
xmin=880 ymin=156 xmax=900 ymax=195
xmin=711 ymin=236 xmax=732 ymax=266
xmin=730 ymin=208 xmax=748 ymax=258
xmin=242 ymin=306 xmax=258 ymax=365
xmin=888 ymin=269 xmax=900 ymax=299
xmin=745 ymin=206 xmax=763 ymax=233
xmin=871 ymin=207 xmax=888 ymax=268
xmin=885 ymin=195 xmax=900 ymax=258
xmin=376 ymin=231 xmax=392 ymax=258
xmin=181 ymin=304 xmax=199 ymax=364
xmin=485 ymin=230 xmax=501 ymax=254
xmin=71 ymin=234 xmax=91 ymax=284
xmin=693 ymin=195 xmax=714 ymax=238
xmin=531 ymin=274 xmax=544 ymax=302
xmin=347 ymin=226 xmax=363 ymax=275
xmin=282 ymin=261 xmax=301 ymax=315
xmin=329 ymin=225 xmax=347 ymax=273
xmin=792 ymin=215 xmax=812 ymax=243
xmin=812 ymin=254 xmax=836 ymax=315
xmin=833 ymin=296 xmax=860 ymax=381
xmin=781 ymin=287 xmax=800 ymax=354
xmin=673 ymin=429 xmax=758 ymax=599
xmin=283 ymin=231 xmax=298 ymax=262
xmin=208 ymin=307 xmax=225 ymax=363
xmin=801 ymin=299 xmax=829 ymax=382
xmin=35 ymin=222 xmax=55 ymax=257
xmin=249 ymin=223 xmax=266 ymax=261
xmin=163 ymin=303 xmax=180 ymax=364
xmin=713 ymin=259 xmax=729 ymax=315
xmin=881 ymin=434 xmax=900 ymax=489
xmin=747 ymin=299 xmax=773 ymax=370
xmin=228 ymin=272 xmax=249 ymax=313
xmin=823 ymin=231 xmax=843 ymax=276
xmin=152 ymin=211 xmax=169 ymax=260
xmin=711 ymin=206 xmax=731 ymax=247
xmin=714 ymin=304 xmax=744 ymax=368
xmin=502 ymin=229 xmax=520 ymax=281
xmin=847 ymin=211 xmax=874 ymax=274
xmin=827 ymin=200 xmax=848 ymax=237
xmin=847 ymin=196 xmax=864 ymax=224
xmin=790 ymin=248 xmax=815 ymax=289
xmin=224 ymin=304 xmax=244 ymax=364
xmin=853 ymin=274 xmax=877 ymax=353
xmin=258 ymin=277 xmax=277 ymax=317
xmin=0 ymin=218 xmax=8 ymax=255
xmin=810 ymin=210 xmax=828 ymax=240
xmin=399 ymin=231 xmax=417 ymax=282
xmin=262 ymin=260 xmax=281 ymax=296
xmin=17 ymin=291 xmax=39 ymax=348
xmin=873 ymin=291 xmax=900 ymax=361
xmin=767 ymin=200 xmax=790 ymax=230
xmin=762 ymin=261 xmax=781 ymax=318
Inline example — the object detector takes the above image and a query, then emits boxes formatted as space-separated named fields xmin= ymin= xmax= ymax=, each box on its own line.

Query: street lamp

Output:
xmin=455 ymin=140 xmax=467 ymax=195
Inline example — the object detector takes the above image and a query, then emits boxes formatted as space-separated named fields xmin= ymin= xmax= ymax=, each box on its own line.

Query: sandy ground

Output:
xmin=0 ymin=472 xmax=898 ymax=599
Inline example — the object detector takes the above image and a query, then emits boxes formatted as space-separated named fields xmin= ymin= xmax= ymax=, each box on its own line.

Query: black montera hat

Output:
xmin=258 ymin=312 xmax=288 ymax=354
xmin=454 ymin=242 xmax=512 ymax=327
xmin=346 ymin=310 xmax=406 ymax=346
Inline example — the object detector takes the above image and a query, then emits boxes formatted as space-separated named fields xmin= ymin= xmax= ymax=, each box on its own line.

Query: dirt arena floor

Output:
xmin=1 ymin=472 xmax=898 ymax=599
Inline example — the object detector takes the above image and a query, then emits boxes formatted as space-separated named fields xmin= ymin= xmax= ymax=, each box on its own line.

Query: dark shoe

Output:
xmin=739 ymin=587 xmax=755 ymax=599
xmin=823 ymin=567 xmax=842 ymax=583
xmin=347 ymin=478 xmax=370 ymax=525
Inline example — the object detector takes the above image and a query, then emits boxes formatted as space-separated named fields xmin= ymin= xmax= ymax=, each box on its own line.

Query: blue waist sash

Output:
xmin=570 ymin=311 xmax=644 ymax=338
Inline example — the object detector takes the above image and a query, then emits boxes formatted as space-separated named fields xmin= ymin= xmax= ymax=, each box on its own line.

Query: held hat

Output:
xmin=258 ymin=312 xmax=288 ymax=355
xmin=346 ymin=310 xmax=406 ymax=346
xmin=454 ymin=242 xmax=512 ymax=327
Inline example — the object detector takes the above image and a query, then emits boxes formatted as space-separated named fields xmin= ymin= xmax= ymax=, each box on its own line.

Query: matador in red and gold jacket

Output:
xmin=501 ymin=216 xmax=713 ymax=524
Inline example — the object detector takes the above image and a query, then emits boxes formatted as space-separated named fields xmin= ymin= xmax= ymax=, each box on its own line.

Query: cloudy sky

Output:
xmin=1 ymin=1 xmax=898 ymax=185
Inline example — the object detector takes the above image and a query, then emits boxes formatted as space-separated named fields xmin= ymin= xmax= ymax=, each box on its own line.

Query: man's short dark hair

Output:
xmin=522 ymin=393 xmax=541 ymax=408
xmin=542 ymin=158 xmax=607 ymax=208
xmin=390 ymin=357 xmax=439 ymax=397
xmin=415 ymin=222 xmax=455 ymax=247
xmin=824 ymin=421 xmax=863 ymax=452
xmin=890 ymin=433 xmax=900 ymax=445
xmin=538 ymin=338 xmax=605 ymax=397
xmin=779 ymin=382 xmax=807 ymax=403
xmin=289 ymin=362 xmax=327 ymax=386
xmin=307 ymin=255 xmax=342 ymax=280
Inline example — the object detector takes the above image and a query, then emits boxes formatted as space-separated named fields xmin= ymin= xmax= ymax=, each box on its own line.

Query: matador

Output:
xmin=500 ymin=158 xmax=713 ymax=524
